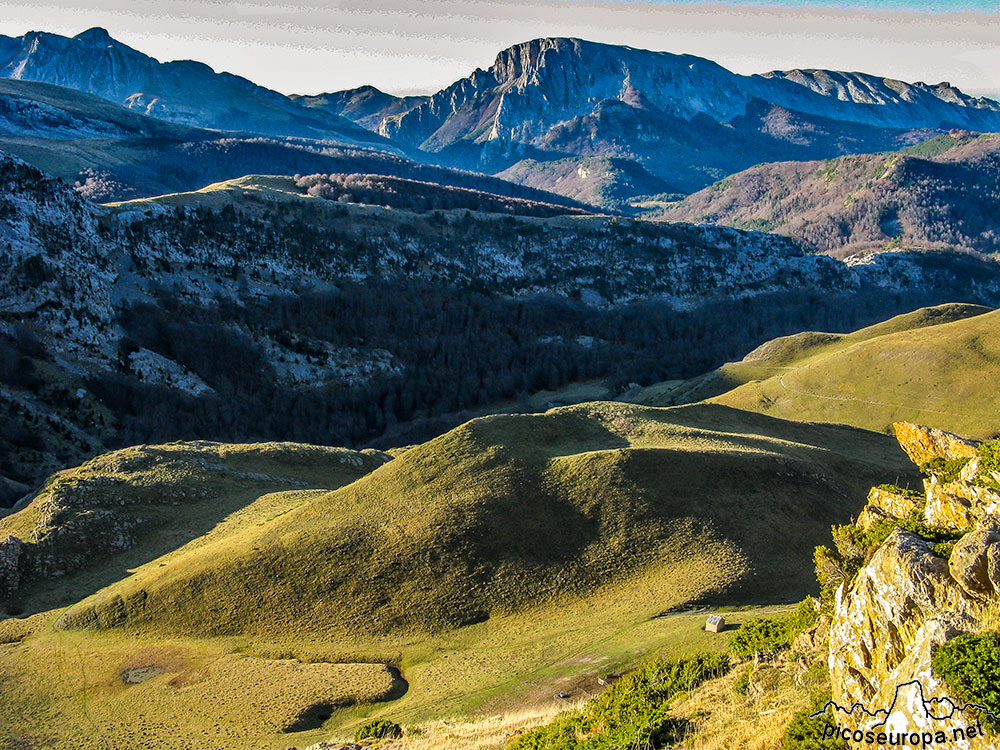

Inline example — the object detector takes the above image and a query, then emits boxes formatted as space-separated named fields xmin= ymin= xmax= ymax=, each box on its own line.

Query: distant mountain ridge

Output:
xmin=5 ymin=30 xmax=1000 ymax=206
xmin=382 ymin=38 xmax=1000 ymax=147
xmin=659 ymin=131 xmax=1000 ymax=257
xmin=292 ymin=85 xmax=425 ymax=131
xmin=0 ymin=27 xmax=392 ymax=148
xmin=0 ymin=77 xmax=591 ymax=206
xmin=379 ymin=37 xmax=1000 ymax=196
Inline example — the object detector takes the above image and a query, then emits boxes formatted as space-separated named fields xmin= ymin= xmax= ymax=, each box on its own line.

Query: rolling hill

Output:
xmin=627 ymin=303 xmax=1000 ymax=439
xmin=659 ymin=131 xmax=1000 ymax=257
xmin=0 ymin=402 xmax=916 ymax=747
xmin=623 ymin=303 xmax=993 ymax=408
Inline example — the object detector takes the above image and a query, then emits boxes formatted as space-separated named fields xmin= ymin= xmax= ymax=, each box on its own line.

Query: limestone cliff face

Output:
xmin=829 ymin=422 xmax=1000 ymax=747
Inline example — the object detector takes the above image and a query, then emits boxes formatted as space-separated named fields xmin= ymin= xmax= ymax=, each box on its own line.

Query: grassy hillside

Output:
xmin=659 ymin=131 xmax=1000 ymax=257
xmin=624 ymin=303 xmax=991 ymax=409
xmin=0 ymin=402 xmax=914 ymax=747
xmin=60 ymin=402 xmax=914 ymax=639
xmin=701 ymin=306 xmax=1000 ymax=438
xmin=112 ymin=172 xmax=588 ymax=218
xmin=0 ymin=441 xmax=390 ymax=615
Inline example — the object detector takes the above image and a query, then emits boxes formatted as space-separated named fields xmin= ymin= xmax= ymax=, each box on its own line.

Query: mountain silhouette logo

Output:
xmin=810 ymin=680 xmax=998 ymax=746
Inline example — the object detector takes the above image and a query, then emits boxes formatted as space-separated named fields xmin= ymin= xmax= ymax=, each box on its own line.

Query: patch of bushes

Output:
xmin=508 ymin=653 xmax=730 ymax=749
xmin=931 ymin=541 xmax=956 ymax=559
xmin=354 ymin=718 xmax=403 ymax=742
xmin=733 ymin=666 xmax=751 ymax=696
xmin=729 ymin=598 xmax=819 ymax=659
xmin=932 ymin=632 xmax=1000 ymax=732
xmin=919 ymin=457 xmax=971 ymax=483
xmin=976 ymin=442 xmax=1000 ymax=492
xmin=875 ymin=483 xmax=923 ymax=500
xmin=780 ymin=690 xmax=849 ymax=749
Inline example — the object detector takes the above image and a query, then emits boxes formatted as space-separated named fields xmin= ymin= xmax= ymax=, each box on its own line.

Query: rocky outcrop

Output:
xmin=948 ymin=523 xmax=1000 ymax=599
xmin=857 ymin=485 xmax=923 ymax=529
xmin=892 ymin=422 xmax=979 ymax=467
xmin=828 ymin=423 xmax=1000 ymax=745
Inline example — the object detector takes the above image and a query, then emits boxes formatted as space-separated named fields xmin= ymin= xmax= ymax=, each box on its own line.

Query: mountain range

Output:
xmin=0 ymin=27 xmax=389 ymax=147
xmin=378 ymin=37 xmax=1000 ymax=195
xmin=4 ymin=30 xmax=1000 ymax=206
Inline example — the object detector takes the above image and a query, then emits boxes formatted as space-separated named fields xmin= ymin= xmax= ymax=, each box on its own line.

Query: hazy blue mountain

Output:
xmin=0 ymin=77 xmax=591 ymax=207
xmin=380 ymin=37 xmax=1000 ymax=195
xmin=292 ymin=85 xmax=425 ymax=130
xmin=0 ymin=27 xmax=391 ymax=147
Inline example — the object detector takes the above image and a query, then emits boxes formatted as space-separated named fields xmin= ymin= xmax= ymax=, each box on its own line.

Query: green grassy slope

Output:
xmin=0 ymin=441 xmax=390 ymax=615
xmin=1 ymin=402 xmax=915 ymax=747
xmin=624 ymin=303 xmax=991 ymax=409
xmin=707 ymin=307 xmax=1000 ymax=438
xmin=62 ymin=402 xmax=912 ymax=640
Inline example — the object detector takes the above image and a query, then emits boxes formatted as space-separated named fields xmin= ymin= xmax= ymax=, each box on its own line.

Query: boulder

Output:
xmin=925 ymin=478 xmax=1000 ymax=529
xmin=857 ymin=503 xmax=890 ymax=530
xmin=924 ymin=484 xmax=976 ymax=529
xmin=948 ymin=524 xmax=1000 ymax=598
xmin=870 ymin=485 xmax=923 ymax=518
xmin=892 ymin=422 xmax=978 ymax=467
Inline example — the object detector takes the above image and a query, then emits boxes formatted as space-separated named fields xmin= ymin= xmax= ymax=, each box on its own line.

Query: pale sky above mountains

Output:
xmin=1 ymin=0 xmax=998 ymax=98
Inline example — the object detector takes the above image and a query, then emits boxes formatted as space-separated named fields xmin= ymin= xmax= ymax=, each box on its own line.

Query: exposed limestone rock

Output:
xmin=949 ymin=524 xmax=1000 ymax=598
xmin=924 ymin=476 xmax=1000 ymax=529
xmin=829 ymin=424 xmax=1000 ymax=745
xmin=792 ymin=614 xmax=830 ymax=654
xmin=829 ymin=530 xmax=982 ymax=707
xmin=857 ymin=503 xmax=890 ymax=529
xmin=924 ymin=483 xmax=976 ymax=529
xmin=892 ymin=422 xmax=979 ymax=467
xmin=857 ymin=485 xmax=923 ymax=528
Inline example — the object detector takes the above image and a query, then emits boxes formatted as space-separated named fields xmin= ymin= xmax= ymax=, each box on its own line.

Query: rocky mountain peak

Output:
xmin=73 ymin=27 xmax=115 ymax=46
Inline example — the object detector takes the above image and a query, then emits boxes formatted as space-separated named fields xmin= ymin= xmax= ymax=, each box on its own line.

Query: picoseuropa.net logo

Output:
xmin=811 ymin=680 xmax=998 ymax=747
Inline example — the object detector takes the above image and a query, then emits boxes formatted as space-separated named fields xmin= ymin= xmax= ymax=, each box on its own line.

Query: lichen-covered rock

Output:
xmin=871 ymin=485 xmax=924 ymax=518
xmin=858 ymin=485 xmax=924 ymax=528
xmin=829 ymin=425 xmax=1000 ymax=746
xmin=792 ymin=614 xmax=830 ymax=654
xmin=949 ymin=524 xmax=1000 ymax=598
xmin=857 ymin=504 xmax=889 ymax=529
xmin=829 ymin=530 xmax=982 ymax=706
xmin=925 ymin=476 xmax=1000 ymax=529
xmin=924 ymin=484 xmax=977 ymax=529
xmin=892 ymin=422 xmax=979 ymax=467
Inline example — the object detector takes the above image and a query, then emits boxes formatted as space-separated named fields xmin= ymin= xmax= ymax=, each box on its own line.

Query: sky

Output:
xmin=0 ymin=0 xmax=998 ymax=98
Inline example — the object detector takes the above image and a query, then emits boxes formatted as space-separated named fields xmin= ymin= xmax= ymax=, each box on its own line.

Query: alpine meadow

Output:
xmin=4 ymin=4 xmax=1000 ymax=749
